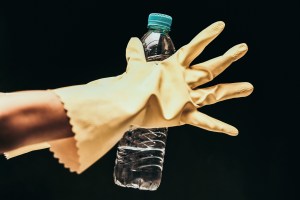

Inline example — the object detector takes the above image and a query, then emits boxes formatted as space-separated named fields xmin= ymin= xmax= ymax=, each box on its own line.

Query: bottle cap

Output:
xmin=148 ymin=13 xmax=172 ymax=31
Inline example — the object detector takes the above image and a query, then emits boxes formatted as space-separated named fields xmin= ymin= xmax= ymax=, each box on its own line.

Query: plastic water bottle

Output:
xmin=113 ymin=13 xmax=175 ymax=191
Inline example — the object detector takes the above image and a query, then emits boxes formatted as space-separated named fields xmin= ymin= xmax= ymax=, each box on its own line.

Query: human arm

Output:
xmin=0 ymin=90 xmax=73 ymax=153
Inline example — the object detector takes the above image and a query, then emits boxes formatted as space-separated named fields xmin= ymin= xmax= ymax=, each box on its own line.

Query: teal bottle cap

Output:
xmin=148 ymin=13 xmax=172 ymax=31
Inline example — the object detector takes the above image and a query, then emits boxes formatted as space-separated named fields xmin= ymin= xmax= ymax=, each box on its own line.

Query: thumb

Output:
xmin=126 ymin=37 xmax=146 ymax=63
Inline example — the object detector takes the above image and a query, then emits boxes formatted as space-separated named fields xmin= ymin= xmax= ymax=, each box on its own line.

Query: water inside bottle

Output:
xmin=114 ymin=127 xmax=167 ymax=190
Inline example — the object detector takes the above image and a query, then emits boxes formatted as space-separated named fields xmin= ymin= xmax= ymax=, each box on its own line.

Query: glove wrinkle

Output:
xmin=4 ymin=22 xmax=253 ymax=174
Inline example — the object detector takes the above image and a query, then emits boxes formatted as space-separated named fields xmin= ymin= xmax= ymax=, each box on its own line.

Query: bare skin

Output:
xmin=0 ymin=91 xmax=74 ymax=153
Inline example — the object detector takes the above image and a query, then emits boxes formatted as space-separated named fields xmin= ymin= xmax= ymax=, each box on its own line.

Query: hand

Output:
xmin=49 ymin=21 xmax=253 ymax=173
xmin=120 ymin=21 xmax=253 ymax=135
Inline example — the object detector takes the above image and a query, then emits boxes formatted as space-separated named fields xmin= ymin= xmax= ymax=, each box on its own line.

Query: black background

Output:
xmin=0 ymin=1 xmax=298 ymax=200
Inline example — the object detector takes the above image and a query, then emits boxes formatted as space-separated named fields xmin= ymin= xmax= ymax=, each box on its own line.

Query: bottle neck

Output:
xmin=148 ymin=25 xmax=170 ymax=34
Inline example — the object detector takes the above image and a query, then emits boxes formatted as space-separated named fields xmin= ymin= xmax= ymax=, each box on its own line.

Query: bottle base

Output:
xmin=114 ymin=178 xmax=160 ymax=191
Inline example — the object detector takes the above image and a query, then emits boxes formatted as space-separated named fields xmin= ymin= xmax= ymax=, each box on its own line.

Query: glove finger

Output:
xmin=186 ymin=43 xmax=248 ymax=88
xmin=126 ymin=37 xmax=146 ymax=63
xmin=190 ymin=82 xmax=254 ymax=106
xmin=181 ymin=110 xmax=238 ymax=136
xmin=174 ymin=21 xmax=225 ymax=67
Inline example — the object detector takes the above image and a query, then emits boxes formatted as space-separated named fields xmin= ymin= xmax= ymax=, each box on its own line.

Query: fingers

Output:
xmin=181 ymin=110 xmax=238 ymax=136
xmin=175 ymin=21 xmax=225 ymax=67
xmin=126 ymin=37 xmax=146 ymax=63
xmin=190 ymin=82 xmax=254 ymax=107
xmin=186 ymin=43 xmax=248 ymax=88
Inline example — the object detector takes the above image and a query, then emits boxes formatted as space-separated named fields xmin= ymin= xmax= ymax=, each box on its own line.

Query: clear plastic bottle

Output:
xmin=113 ymin=13 xmax=175 ymax=191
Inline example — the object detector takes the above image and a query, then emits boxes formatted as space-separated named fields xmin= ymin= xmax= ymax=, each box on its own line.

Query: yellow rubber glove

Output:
xmin=5 ymin=21 xmax=253 ymax=174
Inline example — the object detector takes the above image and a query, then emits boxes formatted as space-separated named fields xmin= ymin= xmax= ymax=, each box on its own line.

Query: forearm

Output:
xmin=0 ymin=90 xmax=74 ymax=153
